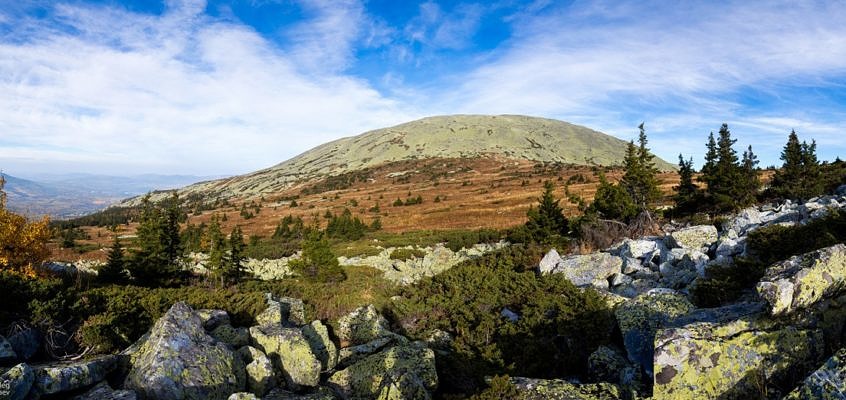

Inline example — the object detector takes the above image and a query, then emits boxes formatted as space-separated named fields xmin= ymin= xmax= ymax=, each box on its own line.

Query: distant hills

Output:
xmin=2 ymin=173 xmax=217 ymax=218
xmin=123 ymin=114 xmax=675 ymax=205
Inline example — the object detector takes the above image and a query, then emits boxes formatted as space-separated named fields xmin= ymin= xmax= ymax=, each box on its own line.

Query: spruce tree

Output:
xmin=525 ymin=181 xmax=569 ymax=241
xmin=290 ymin=231 xmax=345 ymax=282
xmin=801 ymin=140 xmax=822 ymax=197
xmin=771 ymin=131 xmax=823 ymax=199
xmin=706 ymin=124 xmax=744 ymax=211
xmin=221 ymin=226 xmax=245 ymax=284
xmin=738 ymin=145 xmax=760 ymax=206
xmin=673 ymin=154 xmax=698 ymax=213
xmin=699 ymin=132 xmax=718 ymax=187
xmin=591 ymin=172 xmax=637 ymax=221
xmin=205 ymin=214 xmax=226 ymax=278
xmin=99 ymin=235 xmax=126 ymax=284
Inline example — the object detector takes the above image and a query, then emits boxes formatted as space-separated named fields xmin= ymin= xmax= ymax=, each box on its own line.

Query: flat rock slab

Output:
xmin=542 ymin=252 xmax=623 ymax=289
xmin=32 ymin=354 xmax=117 ymax=396
xmin=666 ymin=225 xmax=717 ymax=250
xmin=0 ymin=363 xmax=33 ymax=400
xmin=757 ymin=244 xmax=846 ymax=316
xmin=328 ymin=345 xmax=437 ymax=399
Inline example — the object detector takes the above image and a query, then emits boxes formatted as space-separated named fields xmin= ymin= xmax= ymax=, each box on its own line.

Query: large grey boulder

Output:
xmin=302 ymin=320 xmax=338 ymax=371
xmin=71 ymin=381 xmax=137 ymax=400
xmin=124 ymin=302 xmax=246 ymax=400
xmin=537 ymin=249 xmax=562 ymax=274
xmin=337 ymin=336 xmax=399 ymax=370
xmin=616 ymin=238 xmax=659 ymax=259
xmin=0 ymin=363 xmax=33 ymax=400
xmin=666 ymin=225 xmax=718 ymax=250
xmin=541 ymin=252 xmax=623 ymax=289
xmin=653 ymin=316 xmax=824 ymax=399
xmin=615 ymin=290 xmax=694 ymax=377
xmin=757 ymin=244 xmax=846 ymax=316
xmin=249 ymin=324 xmax=321 ymax=389
xmin=237 ymin=346 xmax=277 ymax=397
xmin=786 ymin=347 xmax=846 ymax=399
xmin=256 ymin=294 xmax=306 ymax=327
xmin=32 ymin=355 xmax=117 ymax=396
xmin=327 ymin=345 xmax=437 ymax=399
xmin=336 ymin=305 xmax=393 ymax=347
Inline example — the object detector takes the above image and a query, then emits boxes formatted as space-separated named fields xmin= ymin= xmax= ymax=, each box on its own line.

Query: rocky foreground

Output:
xmin=4 ymin=193 xmax=846 ymax=399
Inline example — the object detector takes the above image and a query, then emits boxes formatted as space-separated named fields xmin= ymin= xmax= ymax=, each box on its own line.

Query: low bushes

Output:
xmin=389 ymin=248 xmax=426 ymax=261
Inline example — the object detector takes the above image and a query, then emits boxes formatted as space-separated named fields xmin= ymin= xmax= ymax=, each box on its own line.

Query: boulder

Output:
xmin=327 ymin=345 xmax=437 ymax=399
xmin=211 ymin=324 xmax=250 ymax=348
xmin=715 ymin=238 xmax=744 ymax=257
xmin=196 ymin=309 xmax=231 ymax=331
xmin=537 ymin=248 xmax=562 ymax=274
xmin=541 ymin=252 xmax=623 ymax=289
xmin=615 ymin=290 xmax=694 ymax=377
xmin=0 ymin=363 xmax=33 ymax=400
xmin=757 ymin=244 xmax=846 ymax=316
xmin=238 ymin=346 xmax=277 ymax=397
xmin=666 ymin=225 xmax=718 ymax=250
xmin=507 ymin=377 xmax=625 ymax=400
xmin=71 ymin=381 xmax=137 ymax=400
xmin=7 ymin=328 xmax=40 ymax=361
xmin=588 ymin=345 xmax=639 ymax=387
xmin=653 ymin=316 xmax=824 ymax=399
xmin=228 ymin=393 xmax=259 ymax=400
xmin=0 ymin=336 xmax=16 ymax=363
xmin=727 ymin=207 xmax=762 ymax=235
xmin=256 ymin=294 xmax=307 ymax=327
xmin=124 ymin=302 xmax=245 ymax=400
xmin=337 ymin=337 xmax=401 ymax=370
xmin=263 ymin=386 xmax=338 ymax=399
xmin=249 ymin=324 xmax=321 ymax=389
xmin=617 ymin=238 xmax=659 ymax=259
xmin=786 ymin=347 xmax=846 ymax=399
xmin=336 ymin=305 xmax=393 ymax=347
xmin=302 ymin=320 xmax=338 ymax=372
xmin=32 ymin=355 xmax=117 ymax=396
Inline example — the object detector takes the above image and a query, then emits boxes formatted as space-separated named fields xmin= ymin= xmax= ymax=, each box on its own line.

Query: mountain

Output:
xmin=2 ymin=173 xmax=216 ymax=218
xmin=124 ymin=114 xmax=675 ymax=205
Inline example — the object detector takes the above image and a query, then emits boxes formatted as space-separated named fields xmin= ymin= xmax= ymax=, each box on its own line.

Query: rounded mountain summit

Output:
xmin=131 ymin=115 xmax=675 ymax=202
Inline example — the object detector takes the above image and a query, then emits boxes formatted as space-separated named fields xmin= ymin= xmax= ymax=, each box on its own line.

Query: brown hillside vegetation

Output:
xmin=56 ymin=156 xmax=681 ymax=260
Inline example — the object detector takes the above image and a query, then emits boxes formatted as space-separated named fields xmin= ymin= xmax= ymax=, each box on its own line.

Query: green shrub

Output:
xmin=690 ymin=257 xmax=766 ymax=307
xmin=470 ymin=375 xmax=519 ymax=399
xmin=746 ymin=209 xmax=846 ymax=266
xmin=389 ymin=248 xmax=426 ymax=261
xmin=390 ymin=245 xmax=614 ymax=394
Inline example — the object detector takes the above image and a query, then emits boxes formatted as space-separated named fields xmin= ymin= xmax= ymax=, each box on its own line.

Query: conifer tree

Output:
xmin=591 ymin=172 xmax=637 ymax=221
xmin=221 ymin=226 xmax=245 ymax=284
xmin=99 ymin=235 xmax=126 ymax=284
xmin=129 ymin=195 xmax=183 ymax=286
xmin=290 ymin=231 xmax=345 ymax=282
xmin=205 ymin=214 xmax=226 ymax=278
xmin=699 ymin=132 xmax=718 ymax=186
xmin=673 ymin=154 xmax=698 ymax=213
xmin=525 ymin=181 xmax=569 ymax=241
xmin=703 ymin=124 xmax=744 ymax=211
xmin=738 ymin=145 xmax=760 ymax=206
xmin=771 ymin=131 xmax=823 ymax=199
xmin=620 ymin=123 xmax=661 ymax=211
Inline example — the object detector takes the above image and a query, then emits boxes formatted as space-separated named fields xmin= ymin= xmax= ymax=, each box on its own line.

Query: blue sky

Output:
xmin=1 ymin=0 xmax=845 ymax=176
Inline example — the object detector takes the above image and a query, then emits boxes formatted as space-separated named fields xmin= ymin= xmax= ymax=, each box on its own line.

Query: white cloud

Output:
xmin=0 ymin=0 xmax=416 ymax=175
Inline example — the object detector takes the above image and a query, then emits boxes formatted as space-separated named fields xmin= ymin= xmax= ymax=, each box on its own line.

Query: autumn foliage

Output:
xmin=0 ymin=176 xmax=50 ymax=277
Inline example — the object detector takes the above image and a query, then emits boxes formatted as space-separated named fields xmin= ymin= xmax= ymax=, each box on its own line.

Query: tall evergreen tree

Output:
xmin=129 ymin=195 xmax=183 ymax=286
xmin=525 ymin=181 xmax=569 ymax=241
xmin=673 ymin=154 xmax=699 ymax=213
xmin=591 ymin=172 xmax=637 ymax=221
xmin=99 ymin=235 xmax=126 ymax=284
xmin=704 ymin=124 xmax=745 ymax=211
xmin=221 ymin=226 xmax=245 ymax=284
xmin=699 ymin=132 xmax=718 ymax=186
xmin=771 ymin=131 xmax=823 ymax=199
xmin=738 ymin=145 xmax=760 ymax=206
xmin=290 ymin=231 xmax=345 ymax=282
xmin=621 ymin=123 xmax=661 ymax=212
xmin=205 ymin=214 xmax=226 ymax=278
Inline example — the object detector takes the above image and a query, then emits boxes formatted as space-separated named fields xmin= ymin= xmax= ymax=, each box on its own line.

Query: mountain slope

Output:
xmin=125 ymin=114 xmax=675 ymax=204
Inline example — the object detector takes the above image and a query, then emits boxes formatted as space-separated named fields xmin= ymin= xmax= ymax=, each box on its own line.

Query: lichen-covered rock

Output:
xmin=757 ymin=244 xmax=846 ymax=316
xmin=327 ymin=345 xmax=437 ymax=399
xmin=238 ymin=346 xmax=277 ymax=396
xmin=263 ymin=386 xmax=338 ymax=399
xmin=617 ymin=238 xmax=659 ymax=259
xmin=653 ymin=316 xmax=824 ymax=399
xmin=125 ymin=302 xmax=245 ymax=400
xmin=302 ymin=320 xmax=338 ymax=371
xmin=71 ymin=381 xmax=137 ymax=400
xmin=715 ymin=238 xmax=744 ymax=257
xmin=375 ymin=369 xmax=432 ymax=400
xmin=786 ymin=347 xmax=846 ymax=400
xmin=666 ymin=225 xmax=718 ymax=250
xmin=0 ymin=335 xmax=16 ymax=363
xmin=588 ymin=346 xmax=639 ymax=388
xmin=507 ymin=377 xmax=625 ymax=400
xmin=615 ymin=290 xmax=694 ymax=377
xmin=228 ymin=393 xmax=259 ymax=400
xmin=196 ymin=309 xmax=231 ymax=331
xmin=337 ymin=336 xmax=399 ymax=370
xmin=336 ymin=305 xmax=393 ymax=347
xmin=0 ymin=363 xmax=33 ymax=400
xmin=537 ymin=248 xmax=562 ymax=274
xmin=541 ymin=252 xmax=623 ymax=289
xmin=212 ymin=324 xmax=250 ymax=347
xmin=256 ymin=294 xmax=306 ymax=327
xmin=249 ymin=324 xmax=321 ymax=389
xmin=7 ymin=328 xmax=39 ymax=361
xmin=32 ymin=354 xmax=117 ymax=396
